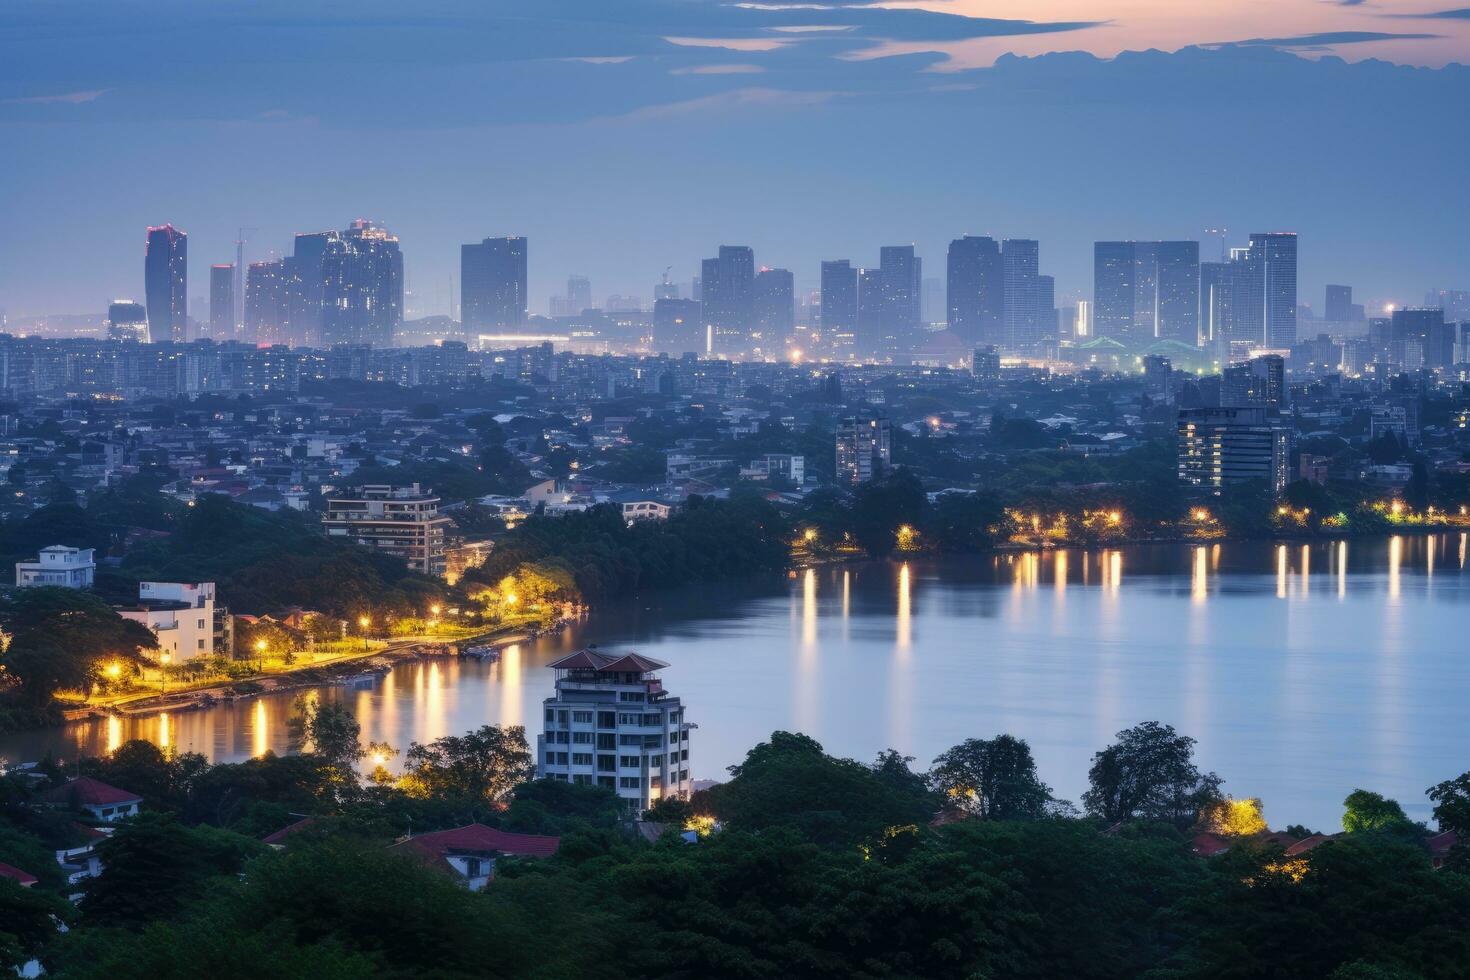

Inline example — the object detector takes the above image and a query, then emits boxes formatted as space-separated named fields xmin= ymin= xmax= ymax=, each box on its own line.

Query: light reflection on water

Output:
xmin=3 ymin=537 xmax=1468 ymax=831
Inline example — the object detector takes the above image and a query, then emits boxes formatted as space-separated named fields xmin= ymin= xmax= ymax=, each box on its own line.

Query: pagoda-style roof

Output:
xmin=546 ymin=648 xmax=668 ymax=672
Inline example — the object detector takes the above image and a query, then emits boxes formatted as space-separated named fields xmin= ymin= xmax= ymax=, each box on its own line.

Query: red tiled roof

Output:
xmin=1191 ymin=832 xmax=1231 ymax=857
xmin=261 ymin=817 xmax=316 ymax=846
xmin=1284 ymin=833 xmax=1334 ymax=856
xmin=72 ymin=822 xmax=109 ymax=841
xmin=1428 ymin=830 xmax=1458 ymax=857
xmin=391 ymin=823 xmax=560 ymax=861
xmin=39 ymin=776 xmax=142 ymax=807
xmin=0 ymin=861 xmax=38 ymax=886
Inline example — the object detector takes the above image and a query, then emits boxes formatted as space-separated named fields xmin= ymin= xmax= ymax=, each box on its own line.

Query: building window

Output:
xmin=545 ymin=709 xmax=555 ymax=723
xmin=597 ymin=711 xmax=616 ymax=729
xmin=597 ymin=776 xmax=615 ymax=789
xmin=572 ymin=774 xmax=591 ymax=785
xmin=596 ymin=755 xmax=616 ymax=773
xmin=572 ymin=753 xmax=592 ymax=766
xmin=619 ymin=713 xmax=640 ymax=725
xmin=619 ymin=755 xmax=640 ymax=768
xmin=572 ymin=732 xmax=592 ymax=744
xmin=596 ymin=733 xmax=616 ymax=751
xmin=572 ymin=711 xmax=593 ymax=724
xmin=619 ymin=776 xmax=641 ymax=789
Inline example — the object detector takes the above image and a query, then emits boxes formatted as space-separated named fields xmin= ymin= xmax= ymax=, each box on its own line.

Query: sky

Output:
xmin=1 ymin=0 xmax=1468 ymax=323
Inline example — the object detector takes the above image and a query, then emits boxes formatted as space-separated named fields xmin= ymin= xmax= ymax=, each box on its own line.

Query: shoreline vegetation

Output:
xmin=3 ymin=716 xmax=1468 ymax=977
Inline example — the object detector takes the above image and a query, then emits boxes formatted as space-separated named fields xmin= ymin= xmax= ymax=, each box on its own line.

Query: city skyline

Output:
xmin=2 ymin=4 xmax=1468 ymax=321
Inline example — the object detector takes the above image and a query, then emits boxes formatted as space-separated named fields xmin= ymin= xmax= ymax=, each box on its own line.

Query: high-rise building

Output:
xmin=287 ymin=231 xmax=335 ymax=346
xmin=245 ymin=260 xmax=288 ymax=343
xmin=322 ymin=483 xmax=451 ymax=577
xmin=856 ymin=267 xmax=885 ymax=359
xmin=568 ymin=275 xmax=592 ymax=313
xmin=1036 ymin=274 xmax=1057 ymax=348
xmin=208 ymin=264 xmax=234 ymax=339
xmin=1002 ymin=239 xmax=1041 ymax=353
xmin=700 ymin=246 xmax=755 ymax=356
xmin=752 ymin=268 xmax=794 ymax=357
xmin=972 ymin=345 xmax=1001 ymax=383
xmin=652 ymin=277 xmax=678 ymax=303
xmin=877 ymin=245 xmax=921 ymax=360
xmin=536 ymin=648 xmax=692 ymax=812
xmin=461 ymin=236 xmax=528 ymax=332
xmin=1392 ymin=307 xmax=1453 ymax=371
xmin=653 ymin=298 xmax=702 ymax=355
xmin=920 ymin=277 xmax=944 ymax=325
xmin=321 ymin=219 xmax=403 ymax=347
xmin=1424 ymin=289 xmax=1470 ymax=323
xmin=1242 ymin=233 xmax=1297 ymax=349
xmin=836 ymin=415 xmax=892 ymax=484
xmin=946 ymin=235 xmax=1004 ymax=349
xmin=1177 ymin=406 xmax=1290 ymax=497
xmin=144 ymin=224 xmax=188 ymax=342
xmin=820 ymin=260 xmax=858 ymax=359
xmin=1221 ymin=354 xmax=1286 ymax=409
xmin=106 ymin=301 xmax=148 ymax=343
xmin=1325 ymin=284 xmax=1354 ymax=323
xmin=1092 ymin=240 xmax=1198 ymax=346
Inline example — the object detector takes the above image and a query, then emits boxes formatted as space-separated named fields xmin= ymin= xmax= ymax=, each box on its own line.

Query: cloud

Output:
xmin=598 ymin=86 xmax=842 ymax=123
xmin=1213 ymin=31 xmax=1441 ymax=48
xmin=670 ymin=63 xmax=767 ymax=75
xmin=1388 ymin=6 xmax=1470 ymax=17
xmin=1 ymin=88 xmax=107 ymax=105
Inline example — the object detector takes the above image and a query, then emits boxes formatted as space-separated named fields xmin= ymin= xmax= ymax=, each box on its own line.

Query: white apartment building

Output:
xmin=537 ymin=649 xmax=692 ymax=812
xmin=117 ymin=582 xmax=216 ymax=662
xmin=15 ymin=545 xmax=96 ymax=589
xmin=322 ymin=483 xmax=452 ymax=577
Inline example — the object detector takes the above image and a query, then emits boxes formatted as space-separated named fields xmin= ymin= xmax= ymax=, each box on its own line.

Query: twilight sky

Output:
xmin=1 ymin=0 xmax=1467 ymax=323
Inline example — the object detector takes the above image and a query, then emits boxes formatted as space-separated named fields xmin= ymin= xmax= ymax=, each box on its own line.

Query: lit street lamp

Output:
xmin=255 ymin=638 xmax=267 ymax=671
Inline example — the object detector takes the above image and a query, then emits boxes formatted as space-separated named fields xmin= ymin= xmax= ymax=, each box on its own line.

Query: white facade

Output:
xmin=118 ymin=582 xmax=216 ymax=662
xmin=537 ymin=649 xmax=692 ymax=812
xmin=15 ymin=545 xmax=96 ymax=589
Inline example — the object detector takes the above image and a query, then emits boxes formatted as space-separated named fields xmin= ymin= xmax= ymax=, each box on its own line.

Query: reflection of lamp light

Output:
xmin=105 ymin=662 xmax=122 ymax=679
xmin=430 ymin=604 xmax=441 ymax=617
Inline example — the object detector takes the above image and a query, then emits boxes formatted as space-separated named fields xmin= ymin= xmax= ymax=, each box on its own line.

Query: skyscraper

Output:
xmin=245 ymin=260 xmax=288 ymax=343
xmin=208 ymin=264 xmax=234 ymax=339
xmin=752 ymin=267 xmax=794 ymax=357
xmin=1392 ymin=307 xmax=1453 ymax=371
xmin=144 ymin=224 xmax=188 ymax=342
xmin=1002 ymin=238 xmax=1040 ymax=353
xmin=1325 ymin=284 xmax=1354 ymax=323
xmin=653 ymin=298 xmax=702 ymax=355
xmin=1092 ymin=240 xmax=1198 ymax=346
xmin=820 ymin=260 xmax=858 ymax=359
xmin=568 ymin=275 xmax=592 ymax=313
xmin=1200 ymin=260 xmax=1241 ymax=350
xmin=700 ymin=245 xmax=755 ymax=356
xmin=878 ymin=245 xmax=921 ymax=360
xmin=946 ymin=235 xmax=1003 ymax=348
xmin=461 ymin=236 xmax=528 ymax=332
xmin=287 ymin=231 xmax=335 ymax=346
xmin=321 ymin=219 xmax=404 ymax=347
xmin=1244 ymin=232 xmax=1297 ymax=349
xmin=856 ymin=267 xmax=885 ymax=359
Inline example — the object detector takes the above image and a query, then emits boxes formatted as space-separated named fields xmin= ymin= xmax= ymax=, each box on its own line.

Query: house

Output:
xmin=39 ymin=776 xmax=143 ymax=823
xmin=15 ymin=545 xmax=96 ymax=589
xmin=116 ymin=582 xmax=217 ymax=662
xmin=0 ymin=861 xmax=38 ymax=887
xmin=1429 ymin=830 xmax=1458 ymax=870
xmin=1189 ymin=832 xmax=1232 ymax=857
xmin=389 ymin=823 xmax=559 ymax=891
xmin=262 ymin=817 xmax=317 ymax=849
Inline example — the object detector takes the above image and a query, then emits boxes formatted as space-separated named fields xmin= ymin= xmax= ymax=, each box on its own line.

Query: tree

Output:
xmin=927 ymin=492 xmax=1005 ymax=553
xmin=850 ymin=469 xmax=928 ymax=558
xmin=397 ymin=725 xmax=534 ymax=807
xmin=931 ymin=735 xmax=1054 ymax=820
xmin=288 ymin=698 xmax=363 ymax=801
xmin=0 ymin=878 xmax=66 ymax=974
xmin=1197 ymin=796 xmax=1267 ymax=837
xmin=1342 ymin=789 xmax=1409 ymax=833
xmin=1082 ymin=721 xmax=1222 ymax=827
xmin=0 ymin=587 xmax=159 ymax=704
xmin=1427 ymin=770 xmax=1470 ymax=836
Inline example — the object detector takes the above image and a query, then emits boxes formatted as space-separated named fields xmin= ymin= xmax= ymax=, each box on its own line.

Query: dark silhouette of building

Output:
xmin=1092 ymin=240 xmax=1198 ymax=346
xmin=946 ymin=235 xmax=1003 ymax=349
xmin=1391 ymin=307 xmax=1452 ymax=371
xmin=1243 ymin=232 xmax=1297 ymax=349
xmin=820 ymin=260 xmax=858 ymax=359
xmin=1325 ymin=284 xmax=1355 ymax=323
xmin=106 ymin=301 xmax=148 ymax=342
xmin=877 ymin=245 xmax=921 ymax=360
xmin=462 ymin=236 xmax=527 ymax=332
xmin=287 ymin=231 xmax=335 ymax=346
xmin=208 ymin=264 xmax=234 ymax=339
xmin=144 ymin=224 xmax=188 ymax=342
xmin=1002 ymin=238 xmax=1041 ymax=353
xmin=245 ymin=260 xmax=288 ymax=343
xmin=752 ymin=267 xmax=794 ymax=357
xmin=700 ymin=245 xmax=754 ymax=356
xmin=653 ymin=298 xmax=702 ymax=355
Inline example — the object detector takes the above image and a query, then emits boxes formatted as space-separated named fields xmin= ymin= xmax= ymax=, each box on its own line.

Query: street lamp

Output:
xmin=255 ymin=638 xmax=267 ymax=672
xmin=359 ymin=615 xmax=371 ymax=649
xmin=160 ymin=652 xmax=171 ymax=695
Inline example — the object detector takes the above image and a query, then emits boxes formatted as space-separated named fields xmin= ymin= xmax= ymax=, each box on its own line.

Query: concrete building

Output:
xmin=836 ymin=415 xmax=892 ymax=484
xmin=15 ymin=545 xmax=96 ymax=589
xmin=117 ymin=582 xmax=217 ymax=662
xmin=537 ymin=648 xmax=692 ymax=812
xmin=323 ymin=483 xmax=451 ymax=576
xmin=1177 ymin=406 xmax=1290 ymax=496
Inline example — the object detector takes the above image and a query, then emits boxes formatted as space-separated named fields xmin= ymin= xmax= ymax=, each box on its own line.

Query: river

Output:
xmin=3 ymin=535 xmax=1468 ymax=830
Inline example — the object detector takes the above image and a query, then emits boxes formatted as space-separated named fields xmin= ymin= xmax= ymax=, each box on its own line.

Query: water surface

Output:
xmin=4 ymin=535 xmax=1467 ymax=830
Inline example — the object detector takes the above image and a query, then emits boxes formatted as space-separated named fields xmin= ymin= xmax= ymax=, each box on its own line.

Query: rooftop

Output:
xmin=546 ymin=648 xmax=669 ymax=673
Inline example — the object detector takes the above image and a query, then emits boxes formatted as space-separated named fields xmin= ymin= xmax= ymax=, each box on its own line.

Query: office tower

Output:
xmin=536 ymin=648 xmax=692 ymax=811
xmin=1221 ymin=354 xmax=1285 ymax=409
xmin=321 ymin=219 xmax=403 ymax=347
xmin=1243 ymin=232 xmax=1297 ymax=349
xmin=920 ymin=277 xmax=943 ymax=325
xmin=322 ymin=483 xmax=451 ymax=576
xmin=1155 ymin=241 xmax=1200 ymax=345
xmin=1177 ymin=406 xmax=1290 ymax=497
xmin=1391 ymin=308 xmax=1453 ymax=371
xmin=1200 ymin=259 xmax=1245 ymax=350
xmin=1075 ymin=300 xmax=1092 ymax=339
xmin=1457 ymin=322 xmax=1470 ymax=365
xmin=1036 ymin=274 xmax=1057 ymax=347
xmin=653 ymin=298 xmax=702 ymax=355
xmin=1425 ymin=289 xmax=1470 ymax=322
xmin=568 ymin=275 xmax=592 ymax=313
xmin=946 ymin=235 xmax=1004 ymax=348
xmin=106 ymin=301 xmax=148 ymax=343
xmin=876 ymin=245 xmax=920 ymax=360
xmin=972 ymin=345 xmax=1001 ymax=383
xmin=835 ymin=415 xmax=892 ymax=484
xmin=820 ymin=260 xmax=858 ymax=358
xmin=1093 ymin=241 xmax=1198 ymax=346
xmin=244 ymin=260 xmax=288 ymax=343
xmin=1002 ymin=239 xmax=1040 ymax=353
xmin=461 ymin=236 xmax=528 ymax=332
xmin=700 ymin=245 xmax=755 ymax=356
xmin=1325 ymin=284 xmax=1354 ymax=323
xmin=287 ymin=231 xmax=334 ymax=346
xmin=144 ymin=224 xmax=188 ymax=342
xmin=208 ymin=264 xmax=234 ymax=339
xmin=752 ymin=268 xmax=794 ymax=356
xmin=652 ymin=277 xmax=679 ymax=303
xmin=856 ymin=267 xmax=885 ymax=358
